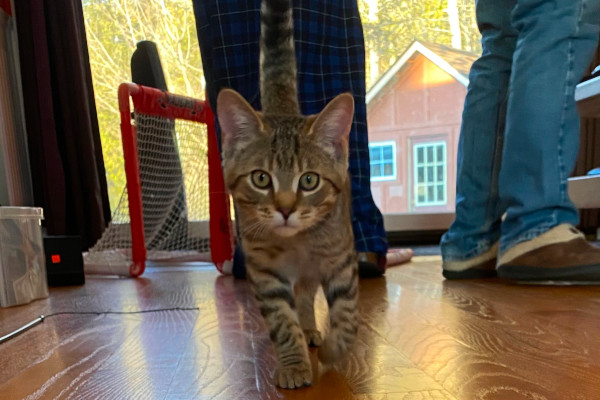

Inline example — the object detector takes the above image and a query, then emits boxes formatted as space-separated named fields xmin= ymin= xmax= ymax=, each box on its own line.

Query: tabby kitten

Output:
xmin=216 ymin=0 xmax=358 ymax=389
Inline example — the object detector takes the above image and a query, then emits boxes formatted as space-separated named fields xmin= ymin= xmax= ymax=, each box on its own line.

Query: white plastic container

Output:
xmin=0 ymin=207 xmax=48 ymax=307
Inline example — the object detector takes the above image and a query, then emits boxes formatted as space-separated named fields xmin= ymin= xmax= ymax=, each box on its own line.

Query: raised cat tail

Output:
xmin=260 ymin=0 xmax=299 ymax=114
xmin=318 ymin=253 xmax=359 ymax=364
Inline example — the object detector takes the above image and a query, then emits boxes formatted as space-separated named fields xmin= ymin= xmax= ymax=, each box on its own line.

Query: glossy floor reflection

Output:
xmin=1 ymin=257 xmax=600 ymax=399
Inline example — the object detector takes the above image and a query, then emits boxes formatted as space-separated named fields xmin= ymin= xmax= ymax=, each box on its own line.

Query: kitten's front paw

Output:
xmin=275 ymin=363 xmax=312 ymax=389
xmin=303 ymin=329 xmax=323 ymax=347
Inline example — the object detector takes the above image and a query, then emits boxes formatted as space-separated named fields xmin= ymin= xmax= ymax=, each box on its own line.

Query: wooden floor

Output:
xmin=1 ymin=256 xmax=600 ymax=400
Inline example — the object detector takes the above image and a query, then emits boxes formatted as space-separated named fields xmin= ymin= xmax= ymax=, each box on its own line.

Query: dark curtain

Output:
xmin=13 ymin=0 xmax=110 ymax=250
xmin=574 ymin=38 xmax=600 ymax=233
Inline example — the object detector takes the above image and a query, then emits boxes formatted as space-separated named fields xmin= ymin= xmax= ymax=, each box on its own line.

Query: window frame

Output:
xmin=413 ymin=141 xmax=447 ymax=207
xmin=369 ymin=140 xmax=397 ymax=182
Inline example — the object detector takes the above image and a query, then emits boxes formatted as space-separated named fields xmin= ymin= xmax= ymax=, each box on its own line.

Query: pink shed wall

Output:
xmin=367 ymin=56 xmax=467 ymax=214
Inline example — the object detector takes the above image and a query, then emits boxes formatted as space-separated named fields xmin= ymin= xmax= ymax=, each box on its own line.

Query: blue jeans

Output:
xmin=441 ymin=0 xmax=600 ymax=262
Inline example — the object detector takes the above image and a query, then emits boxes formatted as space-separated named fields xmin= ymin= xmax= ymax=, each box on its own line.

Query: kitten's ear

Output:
xmin=310 ymin=93 xmax=354 ymax=160
xmin=216 ymin=89 xmax=263 ymax=153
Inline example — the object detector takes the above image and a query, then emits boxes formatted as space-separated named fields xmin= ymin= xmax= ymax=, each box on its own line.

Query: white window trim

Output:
xmin=413 ymin=141 xmax=447 ymax=207
xmin=369 ymin=140 xmax=397 ymax=182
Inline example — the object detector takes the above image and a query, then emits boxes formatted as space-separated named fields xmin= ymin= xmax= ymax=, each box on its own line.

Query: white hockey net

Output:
xmin=84 ymin=112 xmax=212 ymax=275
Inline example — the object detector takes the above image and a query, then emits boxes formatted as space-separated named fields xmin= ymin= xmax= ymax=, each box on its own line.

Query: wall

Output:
xmin=367 ymin=55 xmax=467 ymax=214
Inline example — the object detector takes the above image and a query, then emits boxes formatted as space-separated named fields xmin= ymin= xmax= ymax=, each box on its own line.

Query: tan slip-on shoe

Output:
xmin=442 ymin=242 xmax=498 ymax=279
xmin=497 ymin=224 xmax=600 ymax=281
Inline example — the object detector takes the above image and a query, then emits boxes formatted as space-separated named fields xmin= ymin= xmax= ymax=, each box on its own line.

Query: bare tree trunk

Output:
xmin=447 ymin=0 xmax=461 ymax=49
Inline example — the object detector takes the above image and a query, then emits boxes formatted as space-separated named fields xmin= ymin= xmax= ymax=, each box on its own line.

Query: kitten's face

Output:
xmin=217 ymin=89 xmax=354 ymax=239
xmin=227 ymin=117 xmax=344 ymax=237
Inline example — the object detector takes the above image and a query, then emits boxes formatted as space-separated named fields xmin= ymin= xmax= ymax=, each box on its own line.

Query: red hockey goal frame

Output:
xmin=117 ymin=82 xmax=233 ymax=277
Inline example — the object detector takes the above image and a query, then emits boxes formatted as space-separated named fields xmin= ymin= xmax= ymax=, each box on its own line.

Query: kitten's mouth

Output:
xmin=273 ymin=224 xmax=299 ymax=237
xmin=270 ymin=212 xmax=301 ymax=237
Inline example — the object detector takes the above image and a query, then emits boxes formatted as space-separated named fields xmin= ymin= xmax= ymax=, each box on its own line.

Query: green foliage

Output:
xmin=359 ymin=0 xmax=481 ymax=88
xmin=83 ymin=0 xmax=480 ymax=210
xmin=83 ymin=0 xmax=205 ymax=210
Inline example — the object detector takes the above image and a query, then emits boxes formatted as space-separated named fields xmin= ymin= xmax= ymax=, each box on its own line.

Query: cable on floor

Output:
xmin=0 ymin=307 xmax=200 ymax=345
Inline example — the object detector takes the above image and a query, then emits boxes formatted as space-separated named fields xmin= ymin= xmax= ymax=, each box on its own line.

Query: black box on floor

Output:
xmin=43 ymin=235 xmax=85 ymax=286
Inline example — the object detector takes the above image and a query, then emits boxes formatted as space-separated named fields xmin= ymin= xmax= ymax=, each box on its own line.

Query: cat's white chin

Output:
xmin=273 ymin=225 xmax=300 ymax=237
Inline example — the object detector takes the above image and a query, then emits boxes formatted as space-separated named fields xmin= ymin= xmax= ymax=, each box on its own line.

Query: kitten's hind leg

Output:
xmin=248 ymin=267 xmax=312 ymax=389
xmin=319 ymin=255 xmax=359 ymax=364
xmin=295 ymin=278 xmax=323 ymax=347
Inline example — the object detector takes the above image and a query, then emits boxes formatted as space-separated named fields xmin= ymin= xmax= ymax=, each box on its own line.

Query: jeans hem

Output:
xmin=441 ymin=238 xmax=499 ymax=263
xmin=499 ymin=222 xmax=559 ymax=255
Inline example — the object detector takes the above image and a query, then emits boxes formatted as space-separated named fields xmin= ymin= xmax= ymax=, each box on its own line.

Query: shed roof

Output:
xmin=367 ymin=40 xmax=479 ymax=105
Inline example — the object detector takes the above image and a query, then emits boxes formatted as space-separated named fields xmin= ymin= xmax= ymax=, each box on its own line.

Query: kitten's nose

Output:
xmin=277 ymin=207 xmax=293 ymax=220
xmin=275 ymin=191 xmax=296 ymax=220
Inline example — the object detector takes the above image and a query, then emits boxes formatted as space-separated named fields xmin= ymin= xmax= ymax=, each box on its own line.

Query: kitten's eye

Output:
xmin=299 ymin=172 xmax=320 ymax=191
xmin=251 ymin=170 xmax=272 ymax=189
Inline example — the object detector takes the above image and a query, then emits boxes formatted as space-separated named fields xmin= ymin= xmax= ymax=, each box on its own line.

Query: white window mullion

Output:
xmin=413 ymin=141 xmax=447 ymax=207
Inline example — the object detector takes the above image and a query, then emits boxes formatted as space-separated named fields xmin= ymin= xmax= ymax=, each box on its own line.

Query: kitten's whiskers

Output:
xmin=242 ymin=219 xmax=268 ymax=240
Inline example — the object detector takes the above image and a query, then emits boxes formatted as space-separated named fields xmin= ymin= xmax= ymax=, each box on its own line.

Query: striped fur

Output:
xmin=216 ymin=0 xmax=358 ymax=389
xmin=260 ymin=0 xmax=299 ymax=114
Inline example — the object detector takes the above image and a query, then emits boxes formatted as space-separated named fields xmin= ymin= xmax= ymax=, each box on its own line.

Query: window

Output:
xmin=82 ymin=0 xmax=205 ymax=210
xmin=414 ymin=142 xmax=446 ymax=206
xmin=369 ymin=141 xmax=396 ymax=181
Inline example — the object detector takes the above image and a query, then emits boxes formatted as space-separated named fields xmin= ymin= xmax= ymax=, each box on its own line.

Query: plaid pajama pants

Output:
xmin=192 ymin=0 xmax=388 ymax=256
